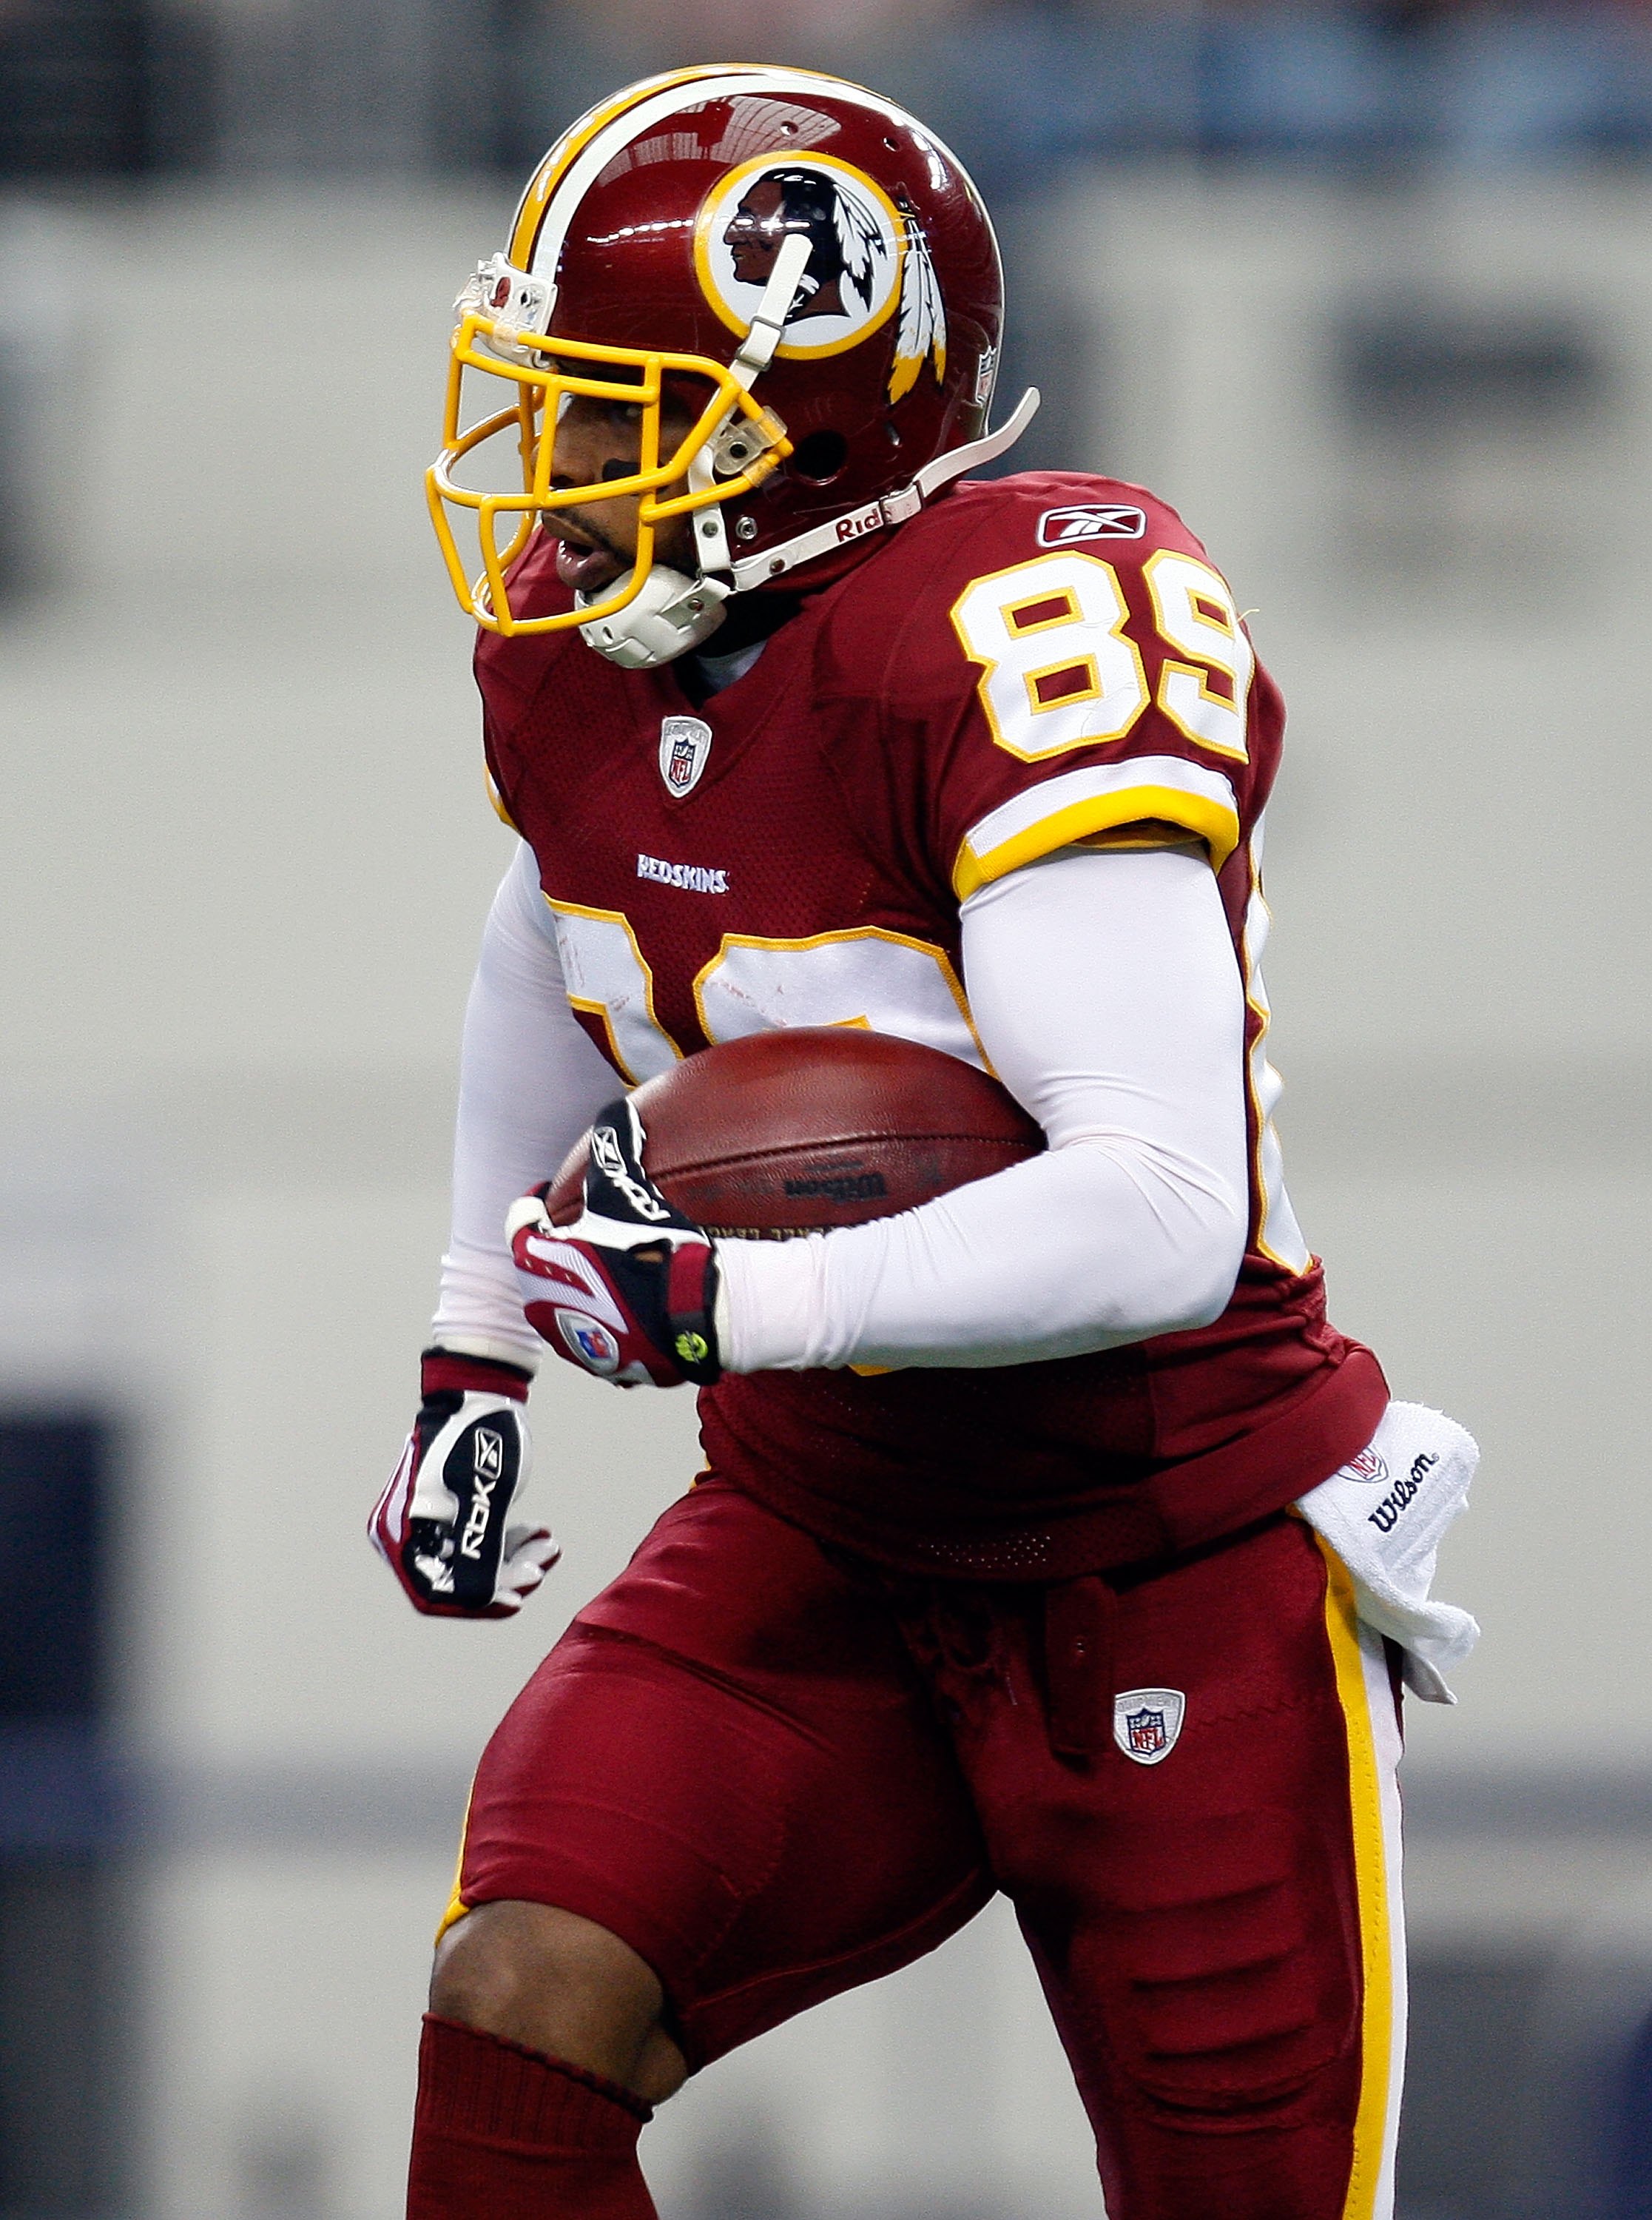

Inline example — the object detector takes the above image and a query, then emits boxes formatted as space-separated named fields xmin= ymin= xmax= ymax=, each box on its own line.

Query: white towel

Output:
xmin=1295 ymin=1399 xmax=1481 ymax=1704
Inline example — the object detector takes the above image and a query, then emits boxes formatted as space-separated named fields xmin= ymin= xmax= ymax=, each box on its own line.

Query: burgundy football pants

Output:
xmin=443 ymin=1479 xmax=1406 ymax=2220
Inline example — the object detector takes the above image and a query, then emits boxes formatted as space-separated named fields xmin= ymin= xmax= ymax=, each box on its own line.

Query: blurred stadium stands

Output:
xmin=9 ymin=2 xmax=1652 ymax=186
xmin=4 ymin=7 xmax=1652 ymax=2219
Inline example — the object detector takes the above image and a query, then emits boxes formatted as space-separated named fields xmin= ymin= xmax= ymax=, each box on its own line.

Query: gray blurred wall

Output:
xmin=0 ymin=169 xmax=1648 ymax=2218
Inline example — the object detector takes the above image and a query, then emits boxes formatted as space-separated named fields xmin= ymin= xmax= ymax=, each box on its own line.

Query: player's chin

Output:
xmin=655 ymin=528 xmax=698 ymax=576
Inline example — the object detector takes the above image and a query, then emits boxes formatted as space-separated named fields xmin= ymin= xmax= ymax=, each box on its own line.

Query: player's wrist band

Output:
xmin=665 ymin=1248 xmax=721 ymax=1385
xmin=421 ymin=1345 xmax=534 ymax=1402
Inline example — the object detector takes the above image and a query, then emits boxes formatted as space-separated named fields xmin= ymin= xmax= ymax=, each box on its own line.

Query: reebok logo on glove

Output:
xmin=459 ymin=1439 xmax=502 ymax=1561
xmin=510 ymin=1097 xmax=721 ymax=1390
xmin=590 ymin=1122 xmax=670 ymax=1223
xmin=369 ymin=1349 xmax=559 ymax=1618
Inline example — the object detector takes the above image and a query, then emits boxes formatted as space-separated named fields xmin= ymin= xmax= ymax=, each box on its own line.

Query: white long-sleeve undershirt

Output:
xmin=430 ymin=841 xmax=617 ymax=1368
xmin=715 ymin=845 xmax=1250 ymax=1370
xmin=432 ymin=839 xmax=1252 ymax=1378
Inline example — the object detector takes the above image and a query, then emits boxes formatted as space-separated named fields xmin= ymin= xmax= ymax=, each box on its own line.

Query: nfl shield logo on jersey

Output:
xmin=1113 ymin=1687 xmax=1186 ymax=1766
xmin=659 ymin=716 xmax=713 ymax=798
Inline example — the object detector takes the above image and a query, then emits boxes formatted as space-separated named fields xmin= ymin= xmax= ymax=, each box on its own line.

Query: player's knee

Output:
xmin=430 ymin=1899 xmax=686 ymax=2102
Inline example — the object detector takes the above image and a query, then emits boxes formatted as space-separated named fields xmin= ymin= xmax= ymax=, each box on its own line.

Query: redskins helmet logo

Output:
xmin=694 ymin=153 xmax=946 ymax=403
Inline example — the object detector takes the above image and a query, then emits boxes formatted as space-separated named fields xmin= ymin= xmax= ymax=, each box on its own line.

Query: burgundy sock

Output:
xmin=407 ymin=2014 xmax=658 ymax=2219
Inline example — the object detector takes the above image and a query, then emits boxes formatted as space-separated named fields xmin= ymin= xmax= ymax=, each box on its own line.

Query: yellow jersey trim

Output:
xmin=434 ymin=1783 xmax=476 ymax=1945
xmin=953 ymin=781 xmax=1239 ymax=898
xmin=690 ymin=924 xmax=988 ymax=1072
xmin=485 ymin=765 xmax=518 ymax=831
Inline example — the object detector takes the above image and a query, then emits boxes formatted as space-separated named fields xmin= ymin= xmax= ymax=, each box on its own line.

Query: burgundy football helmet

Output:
xmin=428 ymin=64 xmax=1037 ymax=666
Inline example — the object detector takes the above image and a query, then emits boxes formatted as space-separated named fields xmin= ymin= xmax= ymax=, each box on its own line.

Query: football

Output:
xmin=546 ymin=1027 xmax=1044 ymax=1237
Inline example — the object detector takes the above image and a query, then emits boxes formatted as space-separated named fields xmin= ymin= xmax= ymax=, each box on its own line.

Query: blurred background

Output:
xmin=2 ymin=3 xmax=1651 ymax=2216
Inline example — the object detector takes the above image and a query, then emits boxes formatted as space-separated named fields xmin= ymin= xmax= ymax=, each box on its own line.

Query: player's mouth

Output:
xmin=550 ymin=519 xmax=628 ymax=593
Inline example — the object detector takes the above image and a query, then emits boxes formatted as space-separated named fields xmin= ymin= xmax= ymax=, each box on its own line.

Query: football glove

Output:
xmin=507 ymin=1097 xmax=721 ymax=1389
xmin=369 ymin=1348 xmax=559 ymax=1617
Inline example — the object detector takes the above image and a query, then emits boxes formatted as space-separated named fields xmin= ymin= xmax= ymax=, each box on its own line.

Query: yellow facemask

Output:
xmin=426 ymin=254 xmax=794 ymax=639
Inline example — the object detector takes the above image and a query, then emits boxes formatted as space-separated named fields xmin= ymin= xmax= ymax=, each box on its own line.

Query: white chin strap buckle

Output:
xmin=576 ymin=565 xmax=732 ymax=671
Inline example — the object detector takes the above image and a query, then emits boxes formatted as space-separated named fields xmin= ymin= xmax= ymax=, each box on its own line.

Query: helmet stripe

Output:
xmin=519 ymin=67 xmax=923 ymax=289
xmin=508 ymin=64 xmax=777 ymax=269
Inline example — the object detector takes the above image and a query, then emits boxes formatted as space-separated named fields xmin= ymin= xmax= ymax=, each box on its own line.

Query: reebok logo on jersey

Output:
xmin=1037 ymin=503 xmax=1147 ymax=548
xmin=638 ymin=853 xmax=729 ymax=894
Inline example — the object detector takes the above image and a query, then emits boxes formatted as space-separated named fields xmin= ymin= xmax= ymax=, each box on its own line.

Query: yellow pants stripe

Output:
xmin=1318 ymin=1536 xmax=1407 ymax=2220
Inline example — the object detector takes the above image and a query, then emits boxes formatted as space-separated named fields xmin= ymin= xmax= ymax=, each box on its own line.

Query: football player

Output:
xmin=373 ymin=65 xmax=1478 ymax=2220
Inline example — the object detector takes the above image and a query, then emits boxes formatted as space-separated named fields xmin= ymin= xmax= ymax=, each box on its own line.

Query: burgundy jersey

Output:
xmin=477 ymin=471 xmax=1386 ymax=1578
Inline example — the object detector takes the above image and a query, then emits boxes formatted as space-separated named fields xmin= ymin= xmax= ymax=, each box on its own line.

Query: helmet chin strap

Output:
xmin=578 ymin=234 xmax=811 ymax=671
xmin=574 ymin=563 xmax=735 ymax=672
xmin=728 ymin=387 xmax=1041 ymax=592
